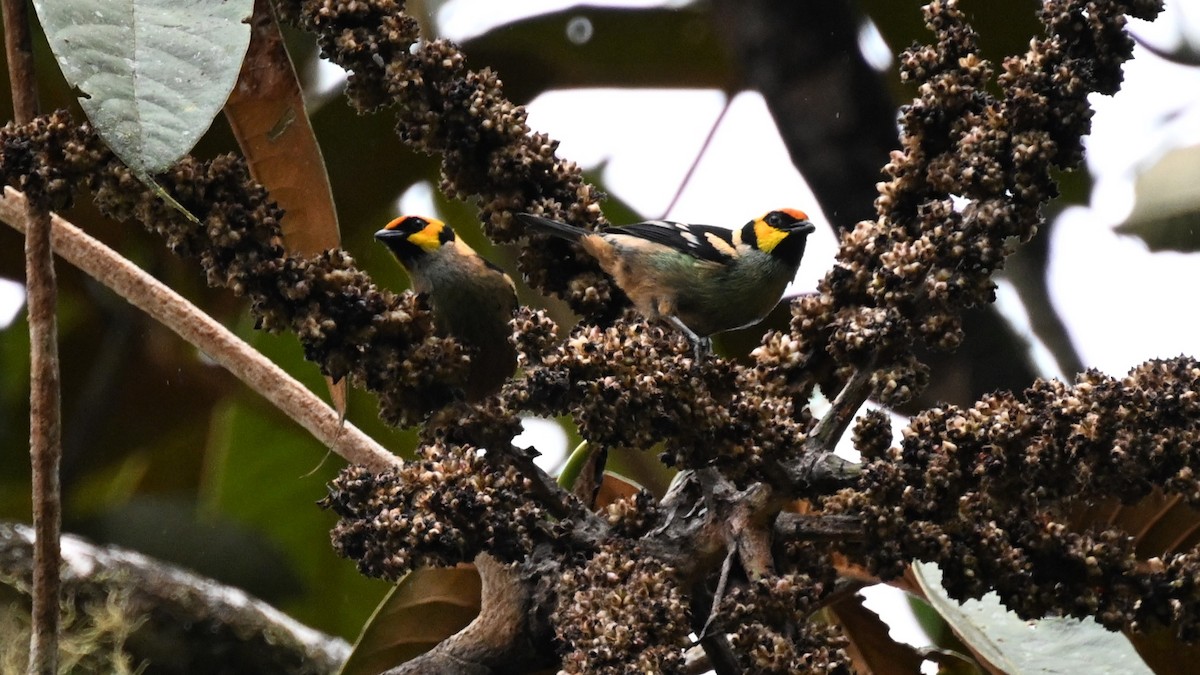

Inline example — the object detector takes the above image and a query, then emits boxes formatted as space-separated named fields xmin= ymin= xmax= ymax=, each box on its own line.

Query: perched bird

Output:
xmin=375 ymin=215 xmax=518 ymax=400
xmin=517 ymin=209 xmax=816 ymax=356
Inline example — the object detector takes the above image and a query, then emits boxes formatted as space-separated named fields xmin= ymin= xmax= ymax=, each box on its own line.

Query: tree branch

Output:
xmin=775 ymin=513 xmax=865 ymax=544
xmin=3 ymin=1 xmax=61 ymax=671
xmin=0 ymin=187 xmax=398 ymax=473
xmin=773 ymin=363 xmax=874 ymax=492
xmin=3 ymin=0 xmax=38 ymax=122
xmin=384 ymin=555 xmax=555 ymax=674
xmin=0 ymin=522 xmax=349 ymax=673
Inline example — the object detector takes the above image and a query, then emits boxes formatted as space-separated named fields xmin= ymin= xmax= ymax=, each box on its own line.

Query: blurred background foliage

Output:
xmin=1 ymin=0 xmax=1198 ymax=643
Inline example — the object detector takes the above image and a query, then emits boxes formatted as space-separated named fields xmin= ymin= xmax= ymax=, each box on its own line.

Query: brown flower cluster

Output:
xmin=837 ymin=356 xmax=1200 ymax=637
xmin=321 ymin=444 xmax=554 ymax=580
xmin=756 ymin=0 xmax=1163 ymax=406
xmin=602 ymin=489 xmax=661 ymax=538
xmin=553 ymin=543 xmax=691 ymax=674
xmin=0 ymin=112 xmax=475 ymax=425
xmin=507 ymin=318 xmax=813 ymax=483
xmin=716 ymin=575 xmax=850 ymax=674
xmin=0 ymin=110 xmax=83 ymax=212
xmin=272 ymin=0 xmax=624 ymax=322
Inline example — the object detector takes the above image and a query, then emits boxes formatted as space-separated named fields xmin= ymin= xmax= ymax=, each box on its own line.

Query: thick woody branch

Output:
xmin=384 ymin=555 xmax=555 ymax=675
xmin=775 ymin=513 xmax=865 ymax=544
xmin=0 ymin=187 xmax=398 ymax=473
xmin=0 ymin=522 xmax=349 ymax=673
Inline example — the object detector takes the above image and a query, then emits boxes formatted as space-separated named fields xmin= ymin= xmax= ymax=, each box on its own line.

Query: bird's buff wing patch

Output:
xmin=612 ymin=221 xmax=738 ymax=264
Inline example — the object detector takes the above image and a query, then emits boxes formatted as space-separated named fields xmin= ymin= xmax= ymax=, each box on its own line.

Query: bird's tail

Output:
xmin=516 ymin=213 xmax=589 ymax=242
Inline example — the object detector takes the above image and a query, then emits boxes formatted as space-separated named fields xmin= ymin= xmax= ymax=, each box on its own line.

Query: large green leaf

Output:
xmin=32 ymin=0 xmax=253 ymax=173
xmin=913 ymin=563 xmax=1151 ymax=674
xmin=197 ymin=319 xmax=413 ymax=639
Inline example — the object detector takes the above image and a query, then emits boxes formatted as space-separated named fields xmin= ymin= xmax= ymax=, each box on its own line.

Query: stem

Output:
xmin=556 ymin=440 xmax=590 ymax=489
xmin=698 ymin=632 xmax=742 ymax=675
xmin=497 ymin=443 xmax=607 ymax=541
xmin=806 ymin=362 xmax=876 ymax=455
xmin=659 ymin=96 xmax=732 ymax=219
xmin=4 ymin=0 xmax=37 ymax=121
xmin=0 ymin=188 xmax=399 ymax=474
xmin=22 ymin=205 xmax=60 ymax=675
xmin=776 ymin=361 xmax=875 ymax=491
xmin=4 ymin=1 xmax=60 ymax=672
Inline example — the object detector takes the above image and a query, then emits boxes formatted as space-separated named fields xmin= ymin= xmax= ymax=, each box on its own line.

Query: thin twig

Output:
xmin=701 ymin=544 xmax=737 ymax=639
xmin=4 ymin=0 xmax=37 ymax=121
xmin=4 ymin=1 xmax=61 ymax=672
xmin=659 ymin=96 xmax=733 ymax=219
xmin=0 ymin=188 xmax=399 ymax=474
xmin=774 ymin=361 xmax=875 ymax=491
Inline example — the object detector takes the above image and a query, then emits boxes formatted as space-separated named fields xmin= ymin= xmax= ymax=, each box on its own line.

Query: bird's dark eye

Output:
xmin=766 ymin=212 xmax=784 ymax=228
xmin=399 ymin=216 xmax=427 ymax=234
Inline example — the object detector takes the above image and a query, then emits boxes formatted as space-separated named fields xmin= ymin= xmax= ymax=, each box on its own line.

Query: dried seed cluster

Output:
xmin=273 ymin=0 xmax=624 ymax=321
xmin=838 ymin=357 xmax=1200 ymax=638
xmin=553 ymin=543 xmax=690 ymax=674
xmin=321 ymin=444 xmax=551 ymax=580
xmin=0 ymin=110 xmax=82 ymax=212
xmin=755 ymin=0 xmax=1163 ymax=405
xmin=0 ymin=113 xmax=473 ymax=425
xmin=717 ymin=575 xmax=850 ymax=674
xmin=509 ymin=318 xmax=813 ymax=482
xmin=851 ymin=408 xmax=894 ymax=461
xmin=603 ymin=490 xmax=661 ymax=538
xmin=0 ymin=112 xmax=477 ymax=422
xmin=509 ymin=306 xmax=560 ymax=369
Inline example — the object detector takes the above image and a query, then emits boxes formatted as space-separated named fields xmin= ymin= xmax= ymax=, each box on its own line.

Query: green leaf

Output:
xmin=74 ymin=495 xmax=305 ymax=604
xmin=197 ymin=322 xmax=409 ymax=638
xmin=557 ymin=440 xmax=591 ymax=489
xmin=913 ymin=562 xmax=1151 ymax=674
xmin=32 ymin=0 xmax=253 ymax=173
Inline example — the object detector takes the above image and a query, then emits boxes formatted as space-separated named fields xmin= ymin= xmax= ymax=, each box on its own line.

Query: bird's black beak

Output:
xmin=374 ymin=228 xmax=402 ymax=241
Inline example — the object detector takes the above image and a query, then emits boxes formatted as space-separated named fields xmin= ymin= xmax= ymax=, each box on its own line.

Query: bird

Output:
xmin=517 ymin=209 xmax=816 ymax=357
xmin=375 ymin=215 xmax=518 ymax=400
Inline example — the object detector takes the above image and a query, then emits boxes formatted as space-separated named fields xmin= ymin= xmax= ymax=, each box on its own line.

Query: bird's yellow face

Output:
xmin=752 ymin=208 xmax=811 ymax=254
xmin=381 ymin=215 xmax=452 ymax=253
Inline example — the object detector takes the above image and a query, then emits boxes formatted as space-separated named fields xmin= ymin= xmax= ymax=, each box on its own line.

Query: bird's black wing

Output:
xmin=611 ymin=221 xmax=738 ymax=264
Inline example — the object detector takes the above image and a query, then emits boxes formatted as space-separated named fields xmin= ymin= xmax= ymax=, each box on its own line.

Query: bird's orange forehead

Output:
xmin=385 ymin=215 xmax=440 ymax=232
xmin=776 ymin=208 xmax=809 ymax=221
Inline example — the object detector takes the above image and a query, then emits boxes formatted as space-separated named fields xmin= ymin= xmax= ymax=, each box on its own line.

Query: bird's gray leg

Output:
xmin=667 ymin=316 xmax=711 ymax=360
